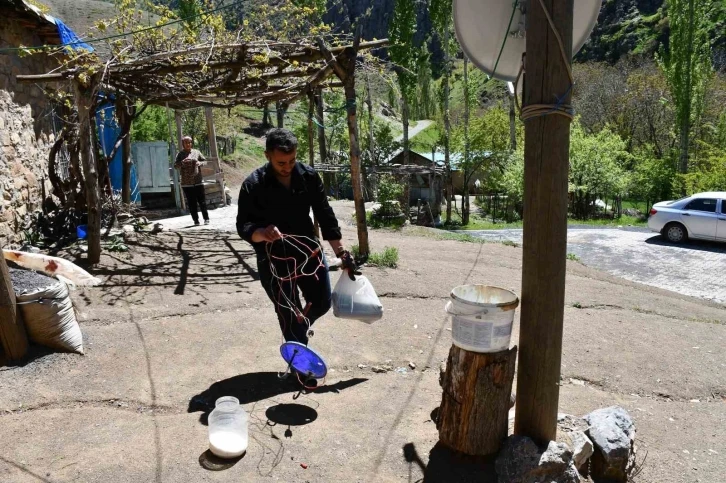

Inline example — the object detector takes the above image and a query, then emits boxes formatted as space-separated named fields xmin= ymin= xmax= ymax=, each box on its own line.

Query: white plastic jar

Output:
xmin=208 ymin=396 xmax=248 ymax=458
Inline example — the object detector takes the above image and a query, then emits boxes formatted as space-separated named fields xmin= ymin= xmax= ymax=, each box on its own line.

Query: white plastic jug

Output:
xmin=208 ymin=396 xmax=248 ymax=458
xmin=445 ymin=285 xmax=519 ymax=353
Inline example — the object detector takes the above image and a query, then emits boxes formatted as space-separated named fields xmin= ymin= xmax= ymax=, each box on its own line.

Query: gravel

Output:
xmin=8 ymin=267 xmax=58 ymax=293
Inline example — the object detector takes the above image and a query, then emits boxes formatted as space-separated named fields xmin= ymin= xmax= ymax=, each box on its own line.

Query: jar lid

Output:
xmin=215 ymin=396 xmax=240 ymax=406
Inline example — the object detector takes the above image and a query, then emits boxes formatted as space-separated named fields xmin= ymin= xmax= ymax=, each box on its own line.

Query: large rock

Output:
xmin=496 ymin=436 xmax=580 ymax=483
xmin=584 ymin=406 xmax=636 ymax=482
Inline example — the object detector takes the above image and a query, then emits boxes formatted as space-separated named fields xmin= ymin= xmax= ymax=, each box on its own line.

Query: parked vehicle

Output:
xmin=648 ymin=192 xmax=726 ymax=243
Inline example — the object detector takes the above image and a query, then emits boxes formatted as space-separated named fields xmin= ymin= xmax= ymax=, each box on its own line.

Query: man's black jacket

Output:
xmin=236 ymin=162 xmax=341 ymax=258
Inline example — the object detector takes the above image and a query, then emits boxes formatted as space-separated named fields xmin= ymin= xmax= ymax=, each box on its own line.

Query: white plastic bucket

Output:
xmin=445 ymin=285 xmax=519 ymax=353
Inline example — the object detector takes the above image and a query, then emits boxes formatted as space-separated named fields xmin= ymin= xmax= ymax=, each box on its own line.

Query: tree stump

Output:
xmin=437 ymin=345 xmax=517 ymax=456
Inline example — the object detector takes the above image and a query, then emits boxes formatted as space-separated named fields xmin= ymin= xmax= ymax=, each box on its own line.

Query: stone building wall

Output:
xmin=0 ymin=10 xmax=62 ymax=247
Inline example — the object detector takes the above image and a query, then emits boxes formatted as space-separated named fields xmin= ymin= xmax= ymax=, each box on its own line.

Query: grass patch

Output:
xmin=368 ymin=247 xmax=399 ymax=268
xmin=566 ymin=253 xmax=580 ymax=262
xmin=405 ymin=226 xmax=486 ymax=244
xmin=366 ymin=211 xmax=406 ymax=229
xmin=569 ymin=215 xmax=646 ymax=227
xmin=501 ymin=240 xmax=518 ymax=247
xmin=410 ymin=123 xmax=441 ymax=153
xmin=351 ymin=245 xmax=400 ymax=268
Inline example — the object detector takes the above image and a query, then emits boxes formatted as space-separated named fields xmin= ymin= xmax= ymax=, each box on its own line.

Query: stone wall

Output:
xmin=0 ymin=11 xmax=61 ymax=247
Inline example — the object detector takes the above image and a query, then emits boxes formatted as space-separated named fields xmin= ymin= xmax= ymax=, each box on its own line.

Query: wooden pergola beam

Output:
xmin=15 ymin=39 xmax=389 ymax=111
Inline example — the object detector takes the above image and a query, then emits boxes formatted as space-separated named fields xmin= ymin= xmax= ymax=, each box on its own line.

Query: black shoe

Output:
xmin=194 ymin=221 xmax=200 ymax=226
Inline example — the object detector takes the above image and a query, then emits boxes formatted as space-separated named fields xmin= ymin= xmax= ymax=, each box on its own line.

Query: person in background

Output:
xmin=174 ymin=135 xmax=210 ymax=226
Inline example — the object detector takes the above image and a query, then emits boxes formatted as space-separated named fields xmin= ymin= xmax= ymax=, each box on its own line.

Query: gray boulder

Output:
xmin=496 ymin=435 xmax=580 ymax=483
xmin=584 ymin=406 xmax=635 ymax=482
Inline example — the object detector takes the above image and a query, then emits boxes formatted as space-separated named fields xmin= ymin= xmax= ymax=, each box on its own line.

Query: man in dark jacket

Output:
xmin=236 ymin=128 xmax=354 ymax=345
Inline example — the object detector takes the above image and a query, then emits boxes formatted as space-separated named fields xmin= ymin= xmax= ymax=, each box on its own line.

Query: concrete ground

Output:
xmin=461 ymin=227 xmax=726 ymax=304
xmin=1 ymin=201 xmax=725 ymax=483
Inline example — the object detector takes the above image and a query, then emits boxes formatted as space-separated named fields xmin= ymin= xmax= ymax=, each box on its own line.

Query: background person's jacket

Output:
xmin=174 ymin=149 xmax=206 ymax=187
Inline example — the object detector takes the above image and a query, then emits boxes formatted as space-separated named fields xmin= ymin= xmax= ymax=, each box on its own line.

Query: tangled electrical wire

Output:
xmin=265 ymin=234 xmax=327 ymax=344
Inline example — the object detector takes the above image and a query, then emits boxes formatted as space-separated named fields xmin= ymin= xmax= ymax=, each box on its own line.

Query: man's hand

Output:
xmin=252 ymin=225 xmax=283 ymax=243
xmin=337 ymin=249 xmax=360 ymax=281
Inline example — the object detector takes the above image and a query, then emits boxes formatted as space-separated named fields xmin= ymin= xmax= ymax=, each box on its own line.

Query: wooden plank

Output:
xmin=0 ymin=253 xmax=28 ymax=362
xmin=514 ymin=0 xmax=574 ymax=443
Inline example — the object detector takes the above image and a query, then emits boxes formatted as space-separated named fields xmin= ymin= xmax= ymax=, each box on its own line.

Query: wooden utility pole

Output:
xmin=0 ymin=253 xmax=28 ymax=362
xmin=514 ymin=0 xmax=574 ymax=443
xmin=73 ymin=77 xmax=102 ymax=264
xmin=317 ymin=30 xmax=370 ymax=256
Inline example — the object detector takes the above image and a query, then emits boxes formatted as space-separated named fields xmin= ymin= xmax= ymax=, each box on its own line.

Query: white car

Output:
xmin=648 ymin=192 xmax=726 ymax=243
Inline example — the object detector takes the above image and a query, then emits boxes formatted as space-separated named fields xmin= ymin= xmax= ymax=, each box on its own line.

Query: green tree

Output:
xmin=389 ymin=0 xmax=418 ymax=167
xmin=569 ymin=121 xmax=630 ymax=219
xmin=413 ymin=45 xmax=437 ymax=120
xmin=430 ymin=0 xmax=456 ymax=223
xmin=660 ymin=0 xmax=713 ymax=176
xmin=130 ymin=104 xmax=169 ymax=142
xmin=628 ymin=145 xmax=677 ymax=211
xmin=452 ymin=106 xmax=512 ymax=225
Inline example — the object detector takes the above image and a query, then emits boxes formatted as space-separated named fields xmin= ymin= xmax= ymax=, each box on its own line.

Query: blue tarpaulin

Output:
xmin=96 ymin=96 xmax=140 ymax=203
xmin=54 ymin=18 xmax=93 ymax=52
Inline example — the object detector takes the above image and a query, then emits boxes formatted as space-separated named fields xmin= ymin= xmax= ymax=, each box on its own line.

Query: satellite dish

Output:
xmin=454 ymin=0 xmax=602 ymax=82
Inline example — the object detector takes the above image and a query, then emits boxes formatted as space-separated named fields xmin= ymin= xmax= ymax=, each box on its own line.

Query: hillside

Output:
xmin=41 ymin=0 xmax=726 ymax=72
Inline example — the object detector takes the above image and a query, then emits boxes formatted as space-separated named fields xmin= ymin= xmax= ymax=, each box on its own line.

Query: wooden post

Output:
xmin=307 ymin=91 xmax=321 ymax=238
xmin=318 ymin=33 xmax=370 ymax=256
xmin=315 ymin=89 xmax=330 ymax=191
xmin=342 ymin=66 xmax=370 ymax=256
xmin=205 ymin=107 xmax=226 ymax=206
xmin=73 ymin=78 xmax=102 ymax=264
xmin=276 ymin=101 xmax=286 ymax=128
xmin=0 ymin=252 xmax=28 ymax=362
xmin=315 ymin=89 xmax=327 ymax=163
xmin=174 ymin=110 xmax=187 ymax=211
xmin=438 ymin=346 xmax=517 ymax=455
xmin=514 ymin=0 xmax=574 ymax=443
xmin=115 ymin=97 xmax=135 ymax=204
xmin=306 ymin=92 xmax=316 ymax=167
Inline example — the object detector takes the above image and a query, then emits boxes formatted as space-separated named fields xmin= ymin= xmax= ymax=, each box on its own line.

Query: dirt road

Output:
xmin=1 ymin=202 xmax=724 ymax=482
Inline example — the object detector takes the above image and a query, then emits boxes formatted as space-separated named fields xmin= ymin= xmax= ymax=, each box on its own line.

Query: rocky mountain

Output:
xmin=39 ymin=0 xmax=725 ymax=71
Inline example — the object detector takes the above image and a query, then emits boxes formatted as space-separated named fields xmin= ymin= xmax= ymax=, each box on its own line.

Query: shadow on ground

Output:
xmin=644 ymin=235 xmax=726 ymax=254
xmin=188 ymin=372 xmax=368 ymax=425
xmin=64 ymin=231 xmax=260 ymax=307
xmin=403 ymin=442 xmax=497 ymax=483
